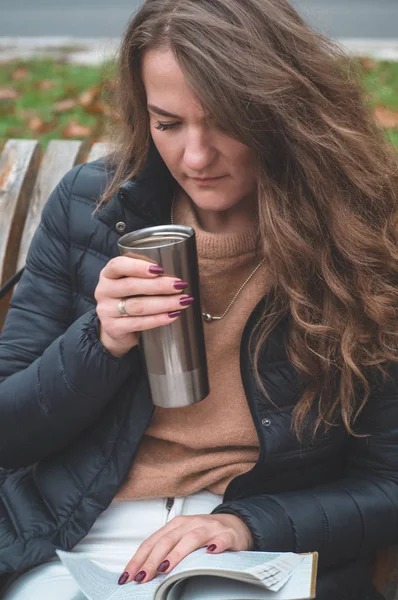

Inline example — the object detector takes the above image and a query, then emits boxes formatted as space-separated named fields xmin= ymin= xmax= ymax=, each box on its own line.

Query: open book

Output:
xmin=56 ymin=547 xmax=318 ymax=600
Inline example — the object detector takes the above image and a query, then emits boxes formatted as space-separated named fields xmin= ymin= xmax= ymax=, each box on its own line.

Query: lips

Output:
xmin=194 ymin=177 xmax=221 ymax=180
xmin=191 ymin=176 xmax=225 ymax=183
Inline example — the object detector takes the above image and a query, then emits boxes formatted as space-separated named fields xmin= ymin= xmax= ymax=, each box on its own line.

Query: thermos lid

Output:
xmin=118 ymin=225 xmax=195 ymax=251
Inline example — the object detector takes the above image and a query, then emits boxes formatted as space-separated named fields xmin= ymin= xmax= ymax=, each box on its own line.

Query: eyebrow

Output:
xmin=147 ymin=104 xmax=211 ymax=121
xmin=147 ymin=104 xmax=182 ymax=119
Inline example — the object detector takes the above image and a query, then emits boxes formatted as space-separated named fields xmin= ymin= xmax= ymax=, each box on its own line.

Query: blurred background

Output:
xmin=0 ymin=0 xmax=397 ymax=38
xmin=0 ymin=0 xmax=397 ymax=150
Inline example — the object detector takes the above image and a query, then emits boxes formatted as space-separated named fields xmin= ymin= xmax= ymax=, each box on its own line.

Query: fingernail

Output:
xmin=168 ymin=310 xmax=182 ymax=318
xmin=134 ymin=570 xmax=146 ymax=583
xmin=118 ymin=571 xmax=129 ymax=585
xmin=157 ymin=559 xmax=170 ymax=573
xmin=149 ymin=265 xmax=164 ymax=274
xmin=179 ymin=296 xmax=194 ymax=307
xmin=173 ymin=280 xmax=189 ymax=290
xmin=207 ymin=544 xmax=217 ymax=552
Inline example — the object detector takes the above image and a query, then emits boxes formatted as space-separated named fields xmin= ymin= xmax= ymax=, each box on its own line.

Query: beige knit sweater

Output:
xmin=115 ymin=192 xmax=268 ymax=500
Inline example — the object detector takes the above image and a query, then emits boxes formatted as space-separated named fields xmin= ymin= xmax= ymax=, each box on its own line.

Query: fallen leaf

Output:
xmin=79 ymin=86 xmax=101 ymax=108
xmin=84 ymin=101 xmax=105 ymax=115
xmin=11 ymin=66 xmax=29 ymax=81
xmin=28 ymin=117 xmax=44 ymax=132
xmin=374 ymin=106 xmax=398 ymax=129
xmin=39 ymin=79 xmax=57 ymax=91
xmin=63 ymin=120 xmax=91 ymax=138
xmin=28 ymin=117 xmax=55 ymax=134
xmin=53 ymin=99 xmax=77 ymax=113
xmin=0 ymin=87 xmax=19 ymax=101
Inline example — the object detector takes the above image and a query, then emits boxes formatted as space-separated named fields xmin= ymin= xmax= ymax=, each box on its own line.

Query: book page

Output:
xmin=177 ymin=555 xmax=315 ymax=600
xmin=57 ymin=548 xmax=315 ymax=600
xmin=57 ymin=550 xmax=166 ymax=600
xmin=163 ymin=548 xmax=300 ymax=592
xmin=272 ymin=554 xmax=315 ymax=599
xmin=58 ymin=548 xmax=284 ymax=600
xmin=166 ymin=547 xmax=286 ymax=576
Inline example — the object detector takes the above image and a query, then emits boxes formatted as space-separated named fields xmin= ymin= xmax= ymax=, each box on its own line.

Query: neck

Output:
xmin=176 ymin=188 xmax=257 ymax=234
xmin=194 ymin=205 xmax=255 ymax=234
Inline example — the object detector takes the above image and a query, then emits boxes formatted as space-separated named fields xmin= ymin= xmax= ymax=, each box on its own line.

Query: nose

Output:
xmin=183 ymin=128 xmax=218 ymax=173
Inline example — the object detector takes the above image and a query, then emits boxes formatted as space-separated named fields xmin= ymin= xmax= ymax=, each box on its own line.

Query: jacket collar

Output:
xmin=97 ymin=142 xmax=175 ymax=230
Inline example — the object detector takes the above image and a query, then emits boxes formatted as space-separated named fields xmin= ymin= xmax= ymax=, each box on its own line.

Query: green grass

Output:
xmin=359 ymin=59 xmax=398 ymax=147
xmin=386 ymin=130 xmax=398 ymax=147
xmin=362 ymin=59 xmax=398 ymax=111
xmin=0 ymin=57 xmax=397 ymax=151
xmin=0 ymin=59 xmax=116 ymax=149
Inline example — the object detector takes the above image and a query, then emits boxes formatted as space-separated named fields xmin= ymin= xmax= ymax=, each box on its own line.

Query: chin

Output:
xmin=190 ymin=195 xmax=233 ymax=211
xmin=188 ymin=187 xmax=229 ymax=202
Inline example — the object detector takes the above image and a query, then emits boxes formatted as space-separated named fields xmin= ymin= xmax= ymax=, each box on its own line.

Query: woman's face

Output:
xmin=141 ymin=48 xmax=257 ymax=219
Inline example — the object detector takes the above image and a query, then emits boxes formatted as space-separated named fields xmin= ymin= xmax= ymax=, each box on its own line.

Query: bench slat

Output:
xmin=0 ymin=139 xmax=41 ymax=284
xmin=87 ymin=142 xmax=109 ymax=163
xmin=17 ymin=140 xmax=85 ymax=271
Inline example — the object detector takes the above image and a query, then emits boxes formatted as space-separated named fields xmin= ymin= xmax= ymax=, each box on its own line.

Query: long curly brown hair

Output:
xmin=102 ymin=0 xmax=398 ymax=438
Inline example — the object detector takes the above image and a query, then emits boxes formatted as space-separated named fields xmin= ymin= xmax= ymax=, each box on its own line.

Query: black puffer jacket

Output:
xmin=0 ymin=145 xmax=395 ymax=599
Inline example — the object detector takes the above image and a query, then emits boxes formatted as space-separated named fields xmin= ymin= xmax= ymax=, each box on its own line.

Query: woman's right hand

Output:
xmin=94 ymin=256 xmax=194 ymax=358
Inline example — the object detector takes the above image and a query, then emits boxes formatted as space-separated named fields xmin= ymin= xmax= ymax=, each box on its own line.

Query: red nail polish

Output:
xmin=173 ymin=280 xmax=189 ymax=290
xmin=157 ymin=559 xmax=170 ymax=573
xmin=207 ymin=544 xmax=217 ymax=552
xmin=149 ymin=265 xmax=164 ymax=274
xmin=179 ymin=296 xmax=194 ymax=307
xmin=168 ymin=310 xmax=182 ymax=318
xmin=134 ymin=570 xmax=146 ymax=583
xmin=118 ymin=571 xmax=129 ymax=585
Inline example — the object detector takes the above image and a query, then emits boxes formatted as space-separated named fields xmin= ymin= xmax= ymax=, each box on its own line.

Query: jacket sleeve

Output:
xmin=0 ymin=165 xmax=141 ymax=470
xmin=212 ymin=364 xmax=398 ymax=569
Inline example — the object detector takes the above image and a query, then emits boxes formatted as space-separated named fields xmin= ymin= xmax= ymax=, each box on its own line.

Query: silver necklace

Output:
xmin=171 ymin=193 xmax=265 ymax=322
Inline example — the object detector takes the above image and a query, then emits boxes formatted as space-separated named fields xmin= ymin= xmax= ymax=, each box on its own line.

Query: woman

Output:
xmin=0 ymin=0 xmax=397 ymax=598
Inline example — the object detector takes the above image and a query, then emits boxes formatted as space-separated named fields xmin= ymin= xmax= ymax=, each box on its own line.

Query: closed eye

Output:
xmin=154 ymin=121 xmax=180 ymax=131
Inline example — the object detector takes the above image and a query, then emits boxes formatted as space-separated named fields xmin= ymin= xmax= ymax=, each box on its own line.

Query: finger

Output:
xmin=114 ymin=295 xmax=194 ymax=318
xmin=118 ymin=516 xmax=200 ymax=584
xmin=119 ymin=519 xmax=186 ymax=585
xmin=205 ymin=531 xmax=235 ymax=554
xmin=153 ymin=522 xmax=236 ymax=577
xmin=102 ymin=310 xmax=183 ymax=339
xmin=102 ymin=256 xmax=163 ymax=280
xmin=123 ymin=516 xmax=229 ymax=584
xmin=153 ymin=527 xmax=214 ymax=574
xmin=100 ymin=275 xmax=189 ymax=300
xmin=205 ymin=514 xmax=254 ymax=551
xmin=123 ymin=524 xmax=211 ymax=584
xmin=117 ymin=515 xmax=249 ymax=586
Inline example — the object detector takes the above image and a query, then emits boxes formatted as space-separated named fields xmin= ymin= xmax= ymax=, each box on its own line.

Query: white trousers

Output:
xmin=3 ymin=490 xmax=223 ymax=600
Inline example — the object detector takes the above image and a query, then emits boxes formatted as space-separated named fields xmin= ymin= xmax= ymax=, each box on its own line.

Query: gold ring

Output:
xmin=118 ymin=298 xmax=130 ymax=317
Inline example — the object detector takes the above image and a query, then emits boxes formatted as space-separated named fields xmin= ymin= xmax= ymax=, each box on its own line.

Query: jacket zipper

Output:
xmin=165 ymin=497 xmax=174 ymax=525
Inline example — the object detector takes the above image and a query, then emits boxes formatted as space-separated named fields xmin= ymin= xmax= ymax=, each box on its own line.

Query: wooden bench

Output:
xmin=0 ymin=139 xmax=397 ymax=599
xmin=0 ymin=139 xmax=108 ymax=329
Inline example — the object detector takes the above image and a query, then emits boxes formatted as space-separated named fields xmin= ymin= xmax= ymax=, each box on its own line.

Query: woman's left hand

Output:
xmin=118 ymin=513 xmax=254 ymax=585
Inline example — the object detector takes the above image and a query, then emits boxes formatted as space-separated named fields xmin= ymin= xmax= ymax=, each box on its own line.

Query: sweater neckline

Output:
xmin=173 ymin=189 xmax=261 ymax=260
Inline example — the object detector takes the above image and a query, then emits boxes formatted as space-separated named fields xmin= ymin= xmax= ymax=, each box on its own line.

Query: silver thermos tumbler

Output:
xmin=117 ymin=225 xmax=209 ymax=408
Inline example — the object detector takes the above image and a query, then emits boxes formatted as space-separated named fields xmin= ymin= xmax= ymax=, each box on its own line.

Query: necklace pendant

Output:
xmin=202 ymin=313 xmax=213 ymax=322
